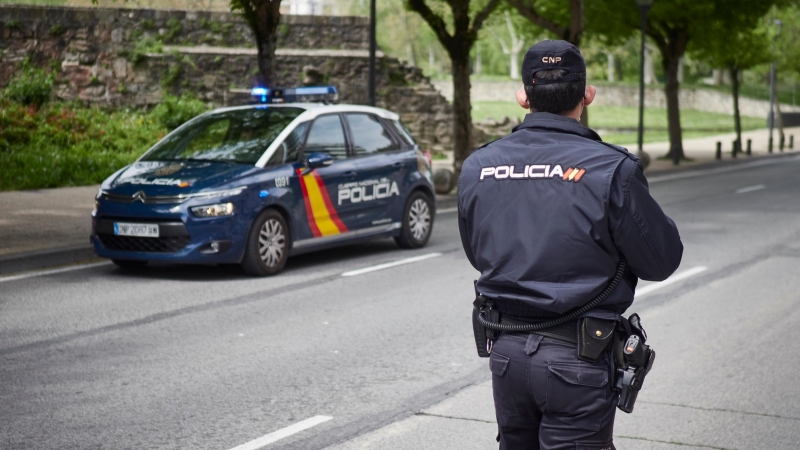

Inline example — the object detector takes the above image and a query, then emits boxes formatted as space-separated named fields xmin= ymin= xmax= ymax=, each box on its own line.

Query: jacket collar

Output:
xmin=512 ymin=112 xmax=602 ymax=142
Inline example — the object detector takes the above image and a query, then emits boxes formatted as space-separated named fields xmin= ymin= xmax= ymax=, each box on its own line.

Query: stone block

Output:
xmin=112 ymin=57 xmax=128 ymax=78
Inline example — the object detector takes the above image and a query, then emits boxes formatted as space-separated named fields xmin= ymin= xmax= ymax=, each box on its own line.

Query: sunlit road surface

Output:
xmin=2 ymin=156 xmax=800 ymax=450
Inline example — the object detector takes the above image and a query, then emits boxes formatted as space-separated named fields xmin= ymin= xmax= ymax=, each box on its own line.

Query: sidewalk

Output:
xmin=636 ymin=126 xmax=800 ymax=173
xmin=0 ymin=126 xmax=797 ymax=275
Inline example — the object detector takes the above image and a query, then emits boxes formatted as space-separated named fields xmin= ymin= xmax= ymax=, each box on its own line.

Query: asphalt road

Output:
xmin=2 ymin=155 xmax=800 ymax=450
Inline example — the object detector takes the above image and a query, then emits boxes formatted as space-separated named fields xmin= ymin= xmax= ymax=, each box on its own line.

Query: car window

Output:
xmin=390 ymin=119 xmax=416 ymax=147
xmin=304 ymin=115 xmax=348 ymax=160
xmin=347 ymin=113 xmax=397 ymax=155
xmin=142 ymin=107 xmax=304 ymax=165
xmin=266 ymin=122 xmax=308 ymax=167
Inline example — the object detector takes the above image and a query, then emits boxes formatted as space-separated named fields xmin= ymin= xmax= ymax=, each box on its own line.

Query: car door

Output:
xmin=295 ymin=113 xmax=359 ymax=241
xmin=342 ymin=113 xmax=405 ymax=230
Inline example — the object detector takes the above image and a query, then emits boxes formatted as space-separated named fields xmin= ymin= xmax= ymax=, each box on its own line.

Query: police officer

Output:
xmin=458 ymin=40 xmax=683 ymax=450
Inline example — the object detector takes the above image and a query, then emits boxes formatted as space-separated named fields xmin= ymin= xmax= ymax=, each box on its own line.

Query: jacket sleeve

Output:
xmin=458 ymin=206 xmax=478 ymax=270
xmin=609 ymin=158 xmax=683 ymax=281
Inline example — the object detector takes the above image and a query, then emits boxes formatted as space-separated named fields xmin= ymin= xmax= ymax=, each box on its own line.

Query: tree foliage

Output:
xmin=405 ymin=0 xmax=502 ymax=169
xmin=587 ymin=0 xmax=789 ymax=162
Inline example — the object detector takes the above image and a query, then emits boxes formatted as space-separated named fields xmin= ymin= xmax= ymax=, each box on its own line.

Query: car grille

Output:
xmin=98 ymin=235 xmax=190 ymax=253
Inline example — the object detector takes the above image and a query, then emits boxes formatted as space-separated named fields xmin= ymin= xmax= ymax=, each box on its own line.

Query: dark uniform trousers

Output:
xmin=490 ymin=333 xmax=617 ymax=450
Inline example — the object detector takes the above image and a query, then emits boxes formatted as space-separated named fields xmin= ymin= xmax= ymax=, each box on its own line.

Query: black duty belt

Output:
xmin=500 ymin=317 xmax=578 ymax=345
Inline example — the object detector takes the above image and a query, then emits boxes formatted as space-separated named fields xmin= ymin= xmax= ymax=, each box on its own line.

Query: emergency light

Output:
xmin=250 ymin=86 xmax=339 ymax=104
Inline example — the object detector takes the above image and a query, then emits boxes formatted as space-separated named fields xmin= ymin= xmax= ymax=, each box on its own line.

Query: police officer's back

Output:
xmin=458 ymin=40 xmax=682 ymax=450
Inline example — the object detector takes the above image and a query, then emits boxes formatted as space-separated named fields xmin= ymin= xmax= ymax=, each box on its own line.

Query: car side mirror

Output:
xmin=306 ymin=152 xmax=334 ymax=170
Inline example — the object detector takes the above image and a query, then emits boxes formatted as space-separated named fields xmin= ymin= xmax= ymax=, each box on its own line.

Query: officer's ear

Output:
xmin=584 ymin=85 xmax=597 ymax=107
xmin=516 ymin=88 xmax=530 ymax=110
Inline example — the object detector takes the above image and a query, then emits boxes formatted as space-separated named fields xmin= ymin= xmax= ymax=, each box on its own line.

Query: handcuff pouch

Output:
xmin=577 ymin=317 xmax=617 ymax=362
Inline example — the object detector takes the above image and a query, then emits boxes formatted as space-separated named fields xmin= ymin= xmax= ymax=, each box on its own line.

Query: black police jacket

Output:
xmin=458 ymin=112 xmax=683 ymax=319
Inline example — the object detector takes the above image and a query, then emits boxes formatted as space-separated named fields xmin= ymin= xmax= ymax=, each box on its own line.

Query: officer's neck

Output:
xmin=530 ymin=103 xmax=583 ymax=122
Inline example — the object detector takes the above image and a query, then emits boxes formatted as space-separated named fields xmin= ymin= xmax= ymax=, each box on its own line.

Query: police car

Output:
xmin=91 ymin=86 xmax=435 ymax=276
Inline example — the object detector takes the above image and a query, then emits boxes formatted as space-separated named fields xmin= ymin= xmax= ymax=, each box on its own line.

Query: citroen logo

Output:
xmin=133 ymin=191 xmax=146 ymax=203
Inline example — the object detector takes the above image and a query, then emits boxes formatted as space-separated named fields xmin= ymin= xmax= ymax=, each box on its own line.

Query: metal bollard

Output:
xmin=747 ymin=139 xmax=752 ymax=156
xmin=769 ymin=136 xmax=773 ymax=153
xmin=780 ymin=134 xmax=785 ymax=152
xmin=790 ymin=135 xmax=794 ymax=150
xmin=716 ymin=141 xmax=722 ymax=160
xmin=732 ymin=140 xmax=737 ymax=158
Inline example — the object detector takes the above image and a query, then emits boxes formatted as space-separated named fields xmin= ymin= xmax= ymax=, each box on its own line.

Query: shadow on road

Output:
xmin=100 ymin=238 xmax=404 ymax=282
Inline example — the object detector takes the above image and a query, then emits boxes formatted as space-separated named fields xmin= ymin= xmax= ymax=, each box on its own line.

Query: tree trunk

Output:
xmin=451 ymin=52 xmax=473 ymax=172
xmin=252 ymin=1 xmax=282 ymax=87
xmin=730 ymin=65 xmax=741 ymax=154
xmin=662 ymin=52 xmax=684 ymax=164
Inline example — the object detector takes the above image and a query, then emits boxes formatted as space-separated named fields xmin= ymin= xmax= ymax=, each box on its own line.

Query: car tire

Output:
xmin=241 ymin=209 xmax=290 ymax=276
xmin=111 ymin=259 xmax=148 ymax=269
xmin=395 ymin=191 xmax=434 ymax=249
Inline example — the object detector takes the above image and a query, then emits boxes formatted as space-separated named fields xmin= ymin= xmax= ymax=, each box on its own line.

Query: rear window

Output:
xmin=142 ymin=107 xmax=304 ymax=165
xmin=390 ymin=119 xmax=416 ymax=147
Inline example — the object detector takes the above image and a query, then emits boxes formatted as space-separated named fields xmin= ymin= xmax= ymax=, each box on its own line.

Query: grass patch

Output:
xmin=471 ymin=102 xmax=765 ymax=147
xmin=0 ymin=101 xmax=167 ymax=191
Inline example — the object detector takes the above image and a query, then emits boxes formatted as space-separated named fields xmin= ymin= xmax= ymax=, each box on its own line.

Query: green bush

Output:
xmin=4 ymin=60 xmax=55 ymax=107
xmin=0 ymin=99 xmax=166 ymax=190
xmin=151 ymin=93 xmax=209 ymax=131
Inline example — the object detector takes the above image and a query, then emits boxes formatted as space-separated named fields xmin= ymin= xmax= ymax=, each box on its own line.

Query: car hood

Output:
xmin=105 ymin=160 xmax=258 ymax=196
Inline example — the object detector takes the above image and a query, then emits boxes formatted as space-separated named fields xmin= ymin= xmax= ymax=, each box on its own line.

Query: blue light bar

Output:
xmin=250 ymin=86 xmax=339 ymax=104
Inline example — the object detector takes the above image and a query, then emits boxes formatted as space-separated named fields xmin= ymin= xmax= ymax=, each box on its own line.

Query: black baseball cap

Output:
xmin=521 ymin=40 xmax=586 ymax=87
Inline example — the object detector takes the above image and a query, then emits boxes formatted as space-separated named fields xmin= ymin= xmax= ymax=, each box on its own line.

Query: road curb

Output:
xmin=644 ymin=150 xmax=799 ymax=177
xmin=0 ymin=245 xmax=98 ymax=276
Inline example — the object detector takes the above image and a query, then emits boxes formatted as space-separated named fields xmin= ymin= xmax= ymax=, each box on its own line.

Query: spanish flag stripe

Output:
xmin=568 ymin=168 xmax=579 ymax=181
xmin=573 ymin=169 xmax=586 ymax=182
xmin=301 ymin=173 xmax=342 ymax=236
xmin=311 ymin=171 xmax=348 ymax=233
xmin=562 ymin=168 xmax=573 ymax=181
xmin=296 ymin=169 xmax=322 ymax=238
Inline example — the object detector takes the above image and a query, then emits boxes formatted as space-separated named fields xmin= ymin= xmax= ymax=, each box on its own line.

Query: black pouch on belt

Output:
xmin=577 ymin=317 xmax=617 ymax=362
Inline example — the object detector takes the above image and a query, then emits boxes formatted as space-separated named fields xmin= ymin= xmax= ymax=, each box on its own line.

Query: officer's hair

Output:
xmin=525 ymin=69 xmax=586 ymax=115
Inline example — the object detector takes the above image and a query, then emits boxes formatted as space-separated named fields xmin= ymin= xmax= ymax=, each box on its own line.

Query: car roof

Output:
xmin=206 ymin=103 xmax=401 ymax=121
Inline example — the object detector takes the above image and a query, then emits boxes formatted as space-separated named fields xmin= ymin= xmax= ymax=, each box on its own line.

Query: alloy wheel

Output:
xmin=258 ymin=218 xmax=286 ymax=268
xmin=408 ymin=198 xmax=431 ymax=241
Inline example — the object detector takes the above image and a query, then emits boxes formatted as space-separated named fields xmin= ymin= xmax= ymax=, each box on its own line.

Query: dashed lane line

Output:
xmin=227 ymin=416 xmax=333 ymax=450
xmin=341 ymin=253 xmax=442 ymax=277
xmin=436 ymin=207 xmax=458 ymax=214
xmin=635 ymin=266 xmax=708 ymax=298
xmin=0 ymin=261 xmax=110 ymax=284
xmin=735 ymin=184 xmax=766 ymax=194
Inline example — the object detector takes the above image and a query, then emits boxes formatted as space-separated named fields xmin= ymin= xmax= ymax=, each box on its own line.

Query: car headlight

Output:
xmin=191 ymin=202 xmax=234 ymax=218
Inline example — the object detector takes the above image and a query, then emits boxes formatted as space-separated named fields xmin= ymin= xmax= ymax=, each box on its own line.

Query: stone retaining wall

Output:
xmin=433 ymin=80 xmax=800 ymax=118
xmin=0 ymin=5 xmax=453 ymax=152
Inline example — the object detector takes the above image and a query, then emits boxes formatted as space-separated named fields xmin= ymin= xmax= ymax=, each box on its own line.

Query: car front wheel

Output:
xmin=395 ymin=191 xmax=434 ymax=249
xmin=241 ymin=209 xmax=289 ymax=276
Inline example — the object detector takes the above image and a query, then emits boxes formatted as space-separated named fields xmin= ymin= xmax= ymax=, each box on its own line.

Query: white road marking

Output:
xmin=735 ymin=184 xmax=766 ymax=194
xmin=647 ymin=155 xmax=800 ymax=183
xmin=437 ymin=207 xmax=458 ymax=214
xmin=0 ymin=262 xmax=110 ymax=283
xmin=227 ymin=415 xmax=333 ymax=450
xmin=341 ymin=253 xmax=442 ymax=277
xmin=635 ymin=266 xmax=708 ymax=298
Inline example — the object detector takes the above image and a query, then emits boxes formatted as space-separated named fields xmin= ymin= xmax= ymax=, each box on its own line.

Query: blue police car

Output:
xmin=91 ymin=87 xmax=435 ymax=276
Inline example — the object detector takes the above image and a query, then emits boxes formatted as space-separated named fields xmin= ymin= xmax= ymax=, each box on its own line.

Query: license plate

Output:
xmin=114 ymin=222 xmax=159 ymax=238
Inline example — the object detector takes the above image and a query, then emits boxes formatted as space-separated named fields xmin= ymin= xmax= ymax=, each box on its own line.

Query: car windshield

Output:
xmin=142 ymin=107 xmax=304 ymax=165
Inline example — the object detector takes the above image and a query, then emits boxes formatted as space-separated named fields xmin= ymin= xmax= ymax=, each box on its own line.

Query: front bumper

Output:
xmin=91 ymin=201 xmax=249 ymax=264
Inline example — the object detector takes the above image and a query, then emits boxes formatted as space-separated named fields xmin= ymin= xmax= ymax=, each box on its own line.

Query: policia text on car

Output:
xmin=458 ymin=40 xmax=682 ymax=450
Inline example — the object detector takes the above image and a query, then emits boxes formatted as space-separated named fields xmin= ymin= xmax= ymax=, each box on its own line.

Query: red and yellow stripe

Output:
xmin=296 ymin=169 xmax=348 ymax=238
xmin=562 ymin=167 xmax=586 ymax=182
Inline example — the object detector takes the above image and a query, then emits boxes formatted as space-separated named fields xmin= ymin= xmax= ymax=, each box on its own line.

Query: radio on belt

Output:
xmin=251 ymin=86 xmax=339 ymax=104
